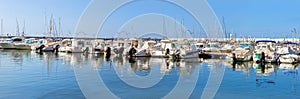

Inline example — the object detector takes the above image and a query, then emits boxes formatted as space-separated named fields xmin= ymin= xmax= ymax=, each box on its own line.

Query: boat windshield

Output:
xmin=258 ymin=45 xmax=267 ymax=49
xmin=196 ymin=44 xmax=204 ymax=48
xmin=235 ymin=49 xmax=243 ymax=53
xmin=24 ymin=39 xmax=34 ymax=43
xmin=4 ymin=39 xmax=12 ymax=43
xmin=12 ymin=38 xmax=22 ymax=42
xmin=171 ymin=43 xmax=176 ymax=48
xmin=207 ymin=43 xmax=218 ymax=48
xmin=37 ymin=39 xmax=44 ymax=44
xmin=239 ymin=44 xmax=250 ymax=48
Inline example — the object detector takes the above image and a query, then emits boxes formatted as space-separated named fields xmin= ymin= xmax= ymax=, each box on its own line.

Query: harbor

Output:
xmin=1 ymin=0 xmax=300 ymax=98
xmin=0 ymin=36 xmax=299 ymax=98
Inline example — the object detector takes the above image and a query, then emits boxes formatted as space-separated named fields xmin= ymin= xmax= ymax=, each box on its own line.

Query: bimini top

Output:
xmin=283 ymin=42 xmax=298 ymax=45
xmin=255 ymin=40 xmax=276 ymax=43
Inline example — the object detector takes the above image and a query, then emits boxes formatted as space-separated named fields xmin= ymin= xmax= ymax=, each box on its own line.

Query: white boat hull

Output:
xmin=14 ymin=43 xmax=31 ymax=50
xmin=172 ymin=49 xmax=199 ymax=59
xmin=278 ymin=54 xmax=298 ymax=64
xmin=0 ymin=43 xmax=16 ymax=49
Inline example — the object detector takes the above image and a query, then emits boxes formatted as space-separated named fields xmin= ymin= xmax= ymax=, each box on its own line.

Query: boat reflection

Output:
xmin=0 ymin=49 xmax=31 ymax=70
xmin=227 ymin=62 xmax=253 ymax=78
xmin=175 ymin=59 xmax=199 ymax=76
xmin=128 ymin=57 xmax=152 ymax=76
xmin=279 ymin=63 xmax=298 ymax=94
xmin=278 ymin=63 xmax=298 ymax=75
xmin=253 ymin=63 xmax=277 ymax=87
xmin=111 ymin=56 xmax=199 ymax=76
xmin=159 ymin=59 xmax=174 ymax=73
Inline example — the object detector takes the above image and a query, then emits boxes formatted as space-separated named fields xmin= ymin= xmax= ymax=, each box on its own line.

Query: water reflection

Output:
xmin=253 ymin=63 xmax=277 ymax=87
xmin=0 ymin=50 xmax=31 ymax=70
xmin=128 ymin=57 xmax=151 ymax=76
xmin=176 ymin=59 xmax=198 ymax=76
xmin=228 ymin=62 xmax=252 ymax=78
xmin=0 ymin=50 xmax=298 ymax=98
xmin=279 ymin=64 xmax=298 ymax=75
xmin=0 ymin=50 xmax=84 ymax=99
xmin=279 ymin=63 xmax=298 ymax=94
xmin=227 ymin=61 xmax=299 ymax=89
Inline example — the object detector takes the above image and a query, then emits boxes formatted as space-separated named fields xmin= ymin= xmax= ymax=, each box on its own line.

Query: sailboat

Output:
xmin=0 ymin=19 xmax=31 ymax=50
xmin=14 ymin=19 xmax=35 ymax=50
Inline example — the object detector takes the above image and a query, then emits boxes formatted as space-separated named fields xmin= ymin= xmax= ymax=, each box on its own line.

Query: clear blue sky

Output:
xmin=209 ymin=0 xmax=300 ymax=38
xmin=0 ymin=0 xmax=299 ymax=38
xmin=0 ymin=0 xmax=90 ymax=36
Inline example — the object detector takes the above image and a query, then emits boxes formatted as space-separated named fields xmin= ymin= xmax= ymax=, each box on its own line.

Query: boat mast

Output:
xmin=44 ymin=9 xmax=47 ymax=36
xmin=163 ymin=16 xmax=166 ymax=38
xmin=192 ymin=21 xmax=195 ymax=40
xmin=175 ymin=17 xmax=178 ymax=39
xmin=292 ymin=28 xmax=298 ymax=42
xmin=49 ymin=14 xmax=53 ymax=37
xmin=181 ymin=18 xmax=184 ymax=38
xmin=22 ymin=19 xmax=25 ymax=36
xmin=16 ymin=18 xmax=19 ymax=36
xmin=53 ymin=18 xmax=58 ymax=37
xmin=58 ymin=17 xmax=61 ymax=37
xmin=1 ymin=18 xmax=3 ymax=36
xmin=222 ymin=16 xmax=227 ymax=41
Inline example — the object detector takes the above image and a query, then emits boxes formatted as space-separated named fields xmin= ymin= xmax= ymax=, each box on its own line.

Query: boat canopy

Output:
xmin=283 ymin=42 xmax=298 ymax=45
xmin=256 ymin=40 xmax=276 ymax=43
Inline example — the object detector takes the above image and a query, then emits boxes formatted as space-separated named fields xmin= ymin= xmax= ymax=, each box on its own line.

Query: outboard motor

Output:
xmin=129 ymin=47 xmax=137 ymax=57
xmin=232 ymin=53 xmax=237 ymax=63
xmin=165 ymin=48 xmax=170 ymax=56
xmin=36 ymin=45 xmax=45 ymax=53
xmin=173 ymin=49 xmax=181 ymax=59
xmin=260 ymin=52 xmax=265 ymax=65
xmin=105 ymin=47 xmax=111 ymax=59
xmin=54 ymin=44 xmax=60 ymax=53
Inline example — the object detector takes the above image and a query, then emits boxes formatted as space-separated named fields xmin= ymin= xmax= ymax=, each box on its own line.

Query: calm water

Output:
xmin=0 ymin=50 xmax=299 ymax=99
